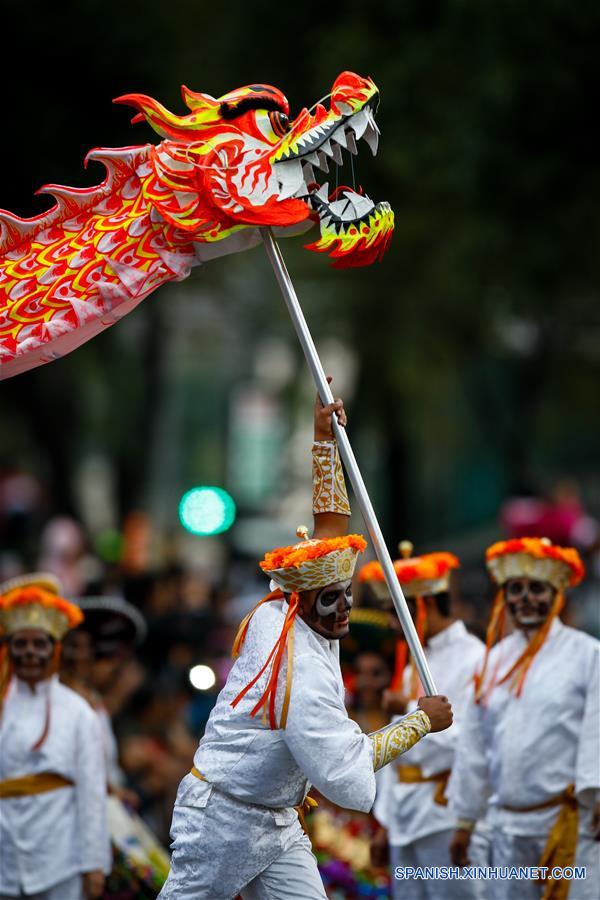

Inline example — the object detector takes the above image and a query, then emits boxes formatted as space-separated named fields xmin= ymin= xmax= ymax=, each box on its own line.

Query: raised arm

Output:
xmin=312 ymin=379 xmax=350 ymax=540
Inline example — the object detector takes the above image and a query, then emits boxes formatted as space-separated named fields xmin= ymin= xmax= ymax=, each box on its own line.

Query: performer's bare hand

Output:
xmin=450 ymin=829 xmax=472 ymax=867
xmin=314 ymin=376 xmax=347 ymax=440
xmin=83 ymin=870 xmax=105 ymax=899
xmin=417 ymin=695 xmax=453 ymax=732
xmin=370 ymin=827 xmax=389 ymax=868
xmin=592 ymin=801 xmax=600 ymax=841
xmin=382 ymin=689 xmax=409 ymax=715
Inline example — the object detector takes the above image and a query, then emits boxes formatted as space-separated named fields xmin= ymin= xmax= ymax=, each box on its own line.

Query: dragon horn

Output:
xmin=181 ymin=85 xmax=219 ymax=112
xmin=113 ymin=92 xmax=219 ymax=141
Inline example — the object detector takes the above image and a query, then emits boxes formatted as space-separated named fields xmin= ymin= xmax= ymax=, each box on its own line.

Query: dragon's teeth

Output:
xmin=302 ymin=163 xmax=316 ymax=184
xmin=344 ymin=192 xmax=374 ymax=218
xmin=363 ymin=125 xmax=379 ymax=156
xmin=329 ymin=198 xmax=353 ymax=217
xmin=305 ymin=151 xmax=321 ymax=167
xmin=316 ymin=182 xmax=329 ymax=201
xmin=321 ymin=140 xmax=334 ymax=158
xmin=332 ymin=127 xmax=347 ymax=149
xmin=366 ymin=108 xmax=381 ymax=135
xmin=346 ymin=132 xmax=358 ymax=155
xmin=366 ymin=108 xmax=380 ymax=131
xmin=349 ymin=109 xmax=369 ymax=140
xmin=331 ymin=143 xmax=343 ymax=165
xmin=316 ymin=151 xmax=330 ymax=173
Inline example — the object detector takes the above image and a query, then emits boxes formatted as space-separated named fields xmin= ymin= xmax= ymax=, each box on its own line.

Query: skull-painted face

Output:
xmin=504 ymin=577 xmax=555 ymax=629
xmin=299 ymin=579 xmax=353 ymax=640
xmin=8 ymin=628 xmax=56 ymax=685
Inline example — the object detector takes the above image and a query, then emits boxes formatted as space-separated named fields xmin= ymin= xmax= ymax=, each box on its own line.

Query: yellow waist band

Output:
xmin=503 ymin=785 xmax=578 ymax=900
xmin=190 ymin=766 xmax=207 ymax=782
xmin=0 ymin=772 xmax=74 ymax=799
xmin=397 ymin=764 xmax=450 ymax=806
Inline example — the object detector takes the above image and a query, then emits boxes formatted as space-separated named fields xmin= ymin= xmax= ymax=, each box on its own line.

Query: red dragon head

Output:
xmin=0 ymin=72 xmax=394 ymax=378
xmin=116 ymin=71 xmax=393 ymax=268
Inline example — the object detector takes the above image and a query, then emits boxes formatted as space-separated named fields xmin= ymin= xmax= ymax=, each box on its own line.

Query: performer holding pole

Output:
xmin=159 ymin=390 xmax=452 ymax=900
xmin=0 ymin=575 xmax=110 ymax=900
xmin=260 ymin=227 xmax=436 ymax=696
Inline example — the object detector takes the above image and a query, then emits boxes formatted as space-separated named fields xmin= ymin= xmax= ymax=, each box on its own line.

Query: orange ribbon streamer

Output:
xmin=475 ymin=589 xmax=565 ymax=703
xmin=230 ymin=590 xmax=299 ymax=729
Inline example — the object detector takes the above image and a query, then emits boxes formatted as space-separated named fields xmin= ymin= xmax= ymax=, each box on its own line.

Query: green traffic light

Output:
xmin=178 ymin=486 xmax=236 ymax=536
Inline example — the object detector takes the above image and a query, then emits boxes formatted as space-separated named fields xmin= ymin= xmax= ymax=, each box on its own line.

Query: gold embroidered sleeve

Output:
xmin=312 ymin=440 xmax=351 ymax=516
xmin=369 ymin=709 xmax=431 ymax=772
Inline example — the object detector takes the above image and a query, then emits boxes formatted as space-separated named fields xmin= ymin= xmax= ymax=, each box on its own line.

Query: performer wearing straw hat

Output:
xmin=362 ymin=544 xmax=485 ymax=899
xmin=449 ymin=538 xmax=600 ymax=899
xmin=159 ymin=391 xmax=453 ymax=900
xmin=0 ymin=575 xmax=110 ymax=900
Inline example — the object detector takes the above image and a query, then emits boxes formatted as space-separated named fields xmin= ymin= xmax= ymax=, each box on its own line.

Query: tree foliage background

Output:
xmin=1 ymin=0 xmax=599 ymax=552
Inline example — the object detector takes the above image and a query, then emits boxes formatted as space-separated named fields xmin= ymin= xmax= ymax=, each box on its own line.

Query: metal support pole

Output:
xmin=260 ymin=227 xmax=437 ymax=696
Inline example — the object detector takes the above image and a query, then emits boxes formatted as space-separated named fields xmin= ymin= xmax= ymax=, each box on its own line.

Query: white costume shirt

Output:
xmin=374 ymin=621 xmax=485 ymax=846
xmin=448 ymin=619 xmax=600 ymax=836
xmin=0 ymin=675 xmax=110 ymax=896
xmin=192 ymin=598 xmax=377 ymax=813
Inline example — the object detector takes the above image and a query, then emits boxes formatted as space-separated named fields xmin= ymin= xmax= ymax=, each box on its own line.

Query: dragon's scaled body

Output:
xmin=0 ymin=72 xmax=393 ymax=378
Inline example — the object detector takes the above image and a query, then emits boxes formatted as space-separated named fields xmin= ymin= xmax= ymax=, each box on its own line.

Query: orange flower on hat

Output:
xmin=260 ymin=534 xmax=367 ymax=573
xmin=1 ymin=587 xmax=84 ymax=629
xmin=486 ymin=537 xmax=584 ymax=588
xmin=359 ymin=552 xmax=459 ymax=586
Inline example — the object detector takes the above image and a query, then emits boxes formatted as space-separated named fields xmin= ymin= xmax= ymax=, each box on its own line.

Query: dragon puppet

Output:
xmin=0 ymin=71 xmax=393 ymax=379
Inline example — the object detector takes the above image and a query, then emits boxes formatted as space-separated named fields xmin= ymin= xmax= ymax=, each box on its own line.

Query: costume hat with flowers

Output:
xmin=0 ymin=573 xmax=84 ymax=640
xmin=475 ymin=537 xmax=585 ymax=703
xmin=359 ymin=541 xmax=460 ymax=698
xmin=0 ymin=573 xmax=85 ymax=749
xmin=230 ymin=527 xmax=367 ymax=730
xmin=486 ymin=536 xmax=584 ymax=592
xmin=359 ymin=541 xmax=459 ymax=601
xmin=260 ymin=526 xmax=367 ymax=593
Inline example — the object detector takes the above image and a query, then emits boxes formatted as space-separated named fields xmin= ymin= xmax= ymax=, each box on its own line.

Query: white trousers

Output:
xmin=159 ymin=785 xmax=326 ymax=899
xmin=0 ymin=874 xmax=82 ymax=899
xmin=490 ymin=829 xmax=600 ymax=900
xmin=240 ymin=838 xmax=326 ymax=899
xmin=391 ymin=829 xmax=481 ymax=900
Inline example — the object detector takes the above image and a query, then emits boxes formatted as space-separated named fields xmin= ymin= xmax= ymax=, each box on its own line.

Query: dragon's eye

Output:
xmin=269 ymin=110 xmax=290 ymax=137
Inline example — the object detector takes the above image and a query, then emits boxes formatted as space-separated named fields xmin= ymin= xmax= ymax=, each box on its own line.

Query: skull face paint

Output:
xmin=302 ymin=579 xmax=353 ymax=640
xmin=8 ymin=628 xmax=56 ymax=686
xmin=504 ymin=578 xmax=555 ymax=629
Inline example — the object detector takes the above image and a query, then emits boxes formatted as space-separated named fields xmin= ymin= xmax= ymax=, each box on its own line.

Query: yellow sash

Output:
xmin=503 ymin=784 xmax=578 ymax=900
xmin=397 ymin=764 xmax=451 ymax=806
xmin=0 ymin=772 xmax=74 ymax=798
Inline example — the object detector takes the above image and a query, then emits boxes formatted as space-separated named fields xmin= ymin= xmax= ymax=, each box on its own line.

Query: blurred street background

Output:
xmin=2 ymin=0 xmax=599 ymax=857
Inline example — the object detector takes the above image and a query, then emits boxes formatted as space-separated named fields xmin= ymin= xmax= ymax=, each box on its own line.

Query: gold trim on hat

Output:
xmin=487 ymin=553 xmax=572 ymax=591
xmin=266 ymin=545 xmax=361 ymax=593
xmin=0 ymin=604 xmax=70 ymax=641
